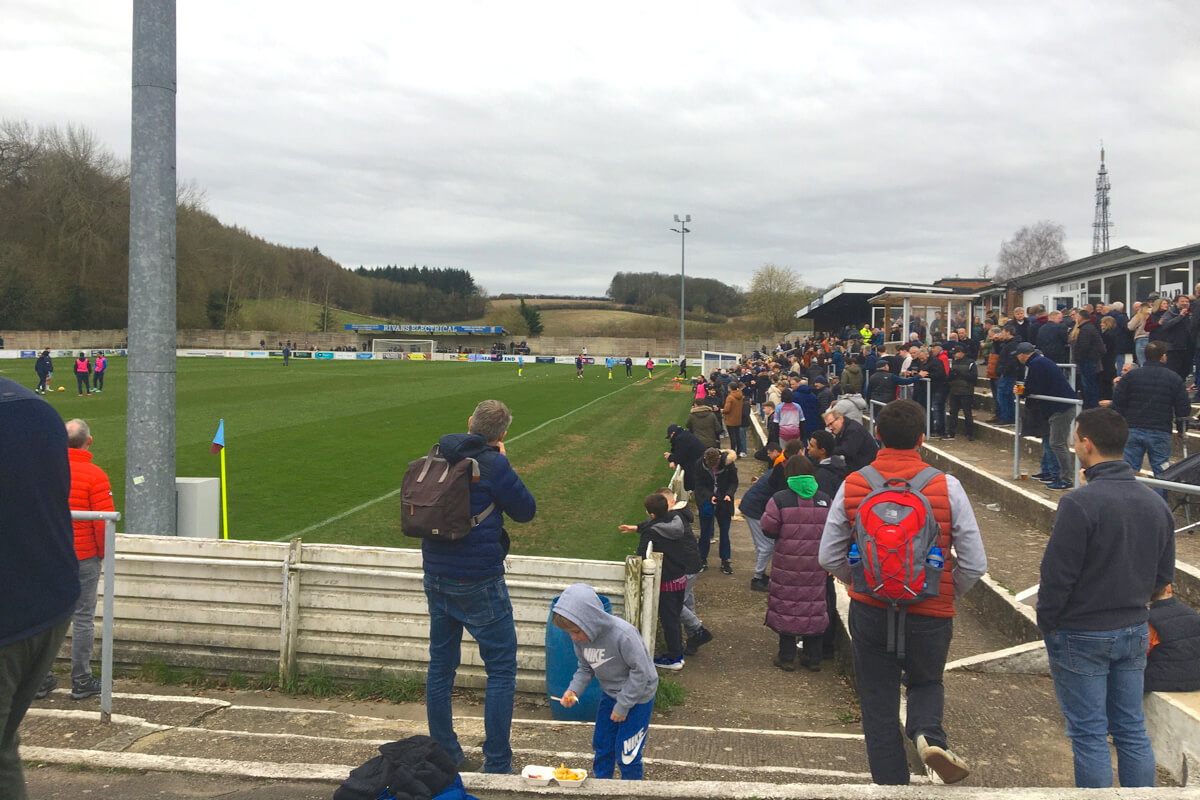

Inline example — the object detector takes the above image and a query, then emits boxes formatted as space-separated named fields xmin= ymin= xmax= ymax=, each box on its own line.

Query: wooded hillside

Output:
xmin=0 ymin=121 xmax=485 ymax=330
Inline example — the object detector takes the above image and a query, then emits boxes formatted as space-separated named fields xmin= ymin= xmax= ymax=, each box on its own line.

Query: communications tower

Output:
xmin=1092 ymin=146 xmax=1111 ymax=255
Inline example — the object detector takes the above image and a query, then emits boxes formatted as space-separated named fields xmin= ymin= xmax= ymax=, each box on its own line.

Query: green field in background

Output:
xmin=6 ymin=357 xmax=694 ymax=561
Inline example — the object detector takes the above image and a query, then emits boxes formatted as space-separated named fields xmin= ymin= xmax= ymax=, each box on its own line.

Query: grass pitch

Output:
xmin=27 ymin=358 xmax=694 ymax=561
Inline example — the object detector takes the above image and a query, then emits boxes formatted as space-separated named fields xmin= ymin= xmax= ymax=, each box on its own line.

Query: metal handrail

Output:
xmin=1013 ymin=393 xmax=1083 ymax=483
xmin=71 ymin=510 xmax=121 ymax=723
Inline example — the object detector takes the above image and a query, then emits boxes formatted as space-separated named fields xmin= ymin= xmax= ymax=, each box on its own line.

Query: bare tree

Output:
xmin=996 ymin=221 xmax=1068 ymax=281
xmin=746 ymin=264 xmax=816 ymax=331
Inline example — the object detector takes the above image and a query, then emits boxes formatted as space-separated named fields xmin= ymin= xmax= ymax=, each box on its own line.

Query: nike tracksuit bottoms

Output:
xmin=592 ymin=695 xmax=654 ymax=779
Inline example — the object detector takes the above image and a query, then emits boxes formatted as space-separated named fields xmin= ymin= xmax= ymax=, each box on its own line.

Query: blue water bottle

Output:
xmin=848 ymin=542 xmax=860 ymax=566
xmin=926 ymin=545 xmax=944 ymax=571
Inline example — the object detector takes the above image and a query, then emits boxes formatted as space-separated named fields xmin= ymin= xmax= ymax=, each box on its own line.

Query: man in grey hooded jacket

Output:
xmin=555 ymin=583 xmax=658 ymax=780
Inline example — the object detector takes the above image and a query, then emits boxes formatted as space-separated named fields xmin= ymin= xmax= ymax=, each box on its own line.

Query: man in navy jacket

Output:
xmin=1037 ymin=407 xmax=1174 ymax=788
xmin=1017 ymin=343 xmax=1079 ymax=489
xmin=0 ymin=378 xmax=80 ymax=798
xmin=423 ymin=400 xmax=536 ymax=775
xmin=1110 ymin=340 xmax=1190 ymax=497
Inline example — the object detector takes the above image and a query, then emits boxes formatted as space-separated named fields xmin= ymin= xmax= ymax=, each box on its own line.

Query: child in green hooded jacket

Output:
xmin=759 ymin=455 xmax=832 ymax=671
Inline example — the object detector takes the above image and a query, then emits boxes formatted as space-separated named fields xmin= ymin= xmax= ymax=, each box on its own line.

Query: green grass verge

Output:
xmin=22 ymin=358 xmax=695 ymax=561
xmin=654 ymin=677 xmax=687 ymax=711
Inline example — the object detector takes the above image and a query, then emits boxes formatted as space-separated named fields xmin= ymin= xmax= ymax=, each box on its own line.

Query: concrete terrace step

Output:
xmin=21 ymin=688 xmax=878 ymax=787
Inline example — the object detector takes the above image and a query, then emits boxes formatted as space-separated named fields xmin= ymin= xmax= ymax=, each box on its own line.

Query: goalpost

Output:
xmin=370 ymin=339 xmax=437 ymax=360
xmin=700 ymin=350 xmax=741 ymax=377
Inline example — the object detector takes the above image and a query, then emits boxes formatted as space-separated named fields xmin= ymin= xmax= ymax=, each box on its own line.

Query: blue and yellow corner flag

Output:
xmin=211 ymin=419 xmax=225 ymax=455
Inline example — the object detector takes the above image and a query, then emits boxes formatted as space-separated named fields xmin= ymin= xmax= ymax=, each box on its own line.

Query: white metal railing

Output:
xmin=1012 ymin=391 xmax=1083 ymax=483
xmin=70 ymin=510 xmax=121 ymax=723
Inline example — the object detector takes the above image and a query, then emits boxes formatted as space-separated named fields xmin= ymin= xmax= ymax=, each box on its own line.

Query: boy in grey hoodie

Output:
xmin=554 ymin=583 xmax=658 ymax=780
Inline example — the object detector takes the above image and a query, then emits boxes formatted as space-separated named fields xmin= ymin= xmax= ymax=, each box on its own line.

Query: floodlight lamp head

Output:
xmin=673 ymin=214 xmax=680 ymax=223
xmin=685 ymin=215 xmax=691 ymax=223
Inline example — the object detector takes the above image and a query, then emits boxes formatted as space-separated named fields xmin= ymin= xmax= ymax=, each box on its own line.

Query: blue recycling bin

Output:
xmin=545 ymin=593 xmax=612 ymax=722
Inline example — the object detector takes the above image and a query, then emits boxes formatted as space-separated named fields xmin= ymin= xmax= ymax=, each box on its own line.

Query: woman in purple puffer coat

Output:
xmin=759 ymin=454 xmax=832 ymax=672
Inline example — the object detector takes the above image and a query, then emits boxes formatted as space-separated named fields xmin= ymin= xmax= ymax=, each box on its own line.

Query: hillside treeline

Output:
xmin=607 ymin=272 xmax=743 ymax=318
xmin=0 ymin=121 xmax=485 ymax=329
xmin=354 ymin=265 xmax=486 ymax=321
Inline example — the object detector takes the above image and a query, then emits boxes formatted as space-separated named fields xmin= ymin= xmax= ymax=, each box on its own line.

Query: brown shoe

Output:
xmin=772 ymin=656 xmax=796 ymax=672
xmin=984 ymin=417 xmax=1001 ymax=423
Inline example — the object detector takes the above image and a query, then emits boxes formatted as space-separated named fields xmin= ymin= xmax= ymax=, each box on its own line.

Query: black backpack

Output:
xmin=400 ymin=444 xmax=495 ymax=541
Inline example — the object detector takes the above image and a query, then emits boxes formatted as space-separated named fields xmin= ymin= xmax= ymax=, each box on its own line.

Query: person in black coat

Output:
xmin=821 ymin=409 xmax=878 ymax=471
xmin=1035 ymin=311 xmax=1070 ymax=364
xmin=807 ymin=430 xmax=849 ymax=498
xmin=665 ymin=424 xmax=706 ymax=492
xmin=1145 ymin=584 xmax=1200 ymax=693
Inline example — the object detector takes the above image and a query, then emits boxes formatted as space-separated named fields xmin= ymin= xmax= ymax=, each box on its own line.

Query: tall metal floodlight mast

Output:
xmin=126 ymin=1 xmax=177 ymax=535
xmin=670 ymin=215 xmax=690 ymax=364
xmin=1092 ymin=146 xmax=1111 ymax=255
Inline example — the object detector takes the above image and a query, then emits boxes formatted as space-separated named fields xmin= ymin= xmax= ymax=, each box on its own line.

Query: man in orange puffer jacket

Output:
xmin=49 ymin=419 xmax=115 ymax=701
xmin=819 ymin=400 xmax=987 ymax=785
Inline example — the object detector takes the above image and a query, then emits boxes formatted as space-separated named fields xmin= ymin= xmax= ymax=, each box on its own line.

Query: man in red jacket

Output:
xmin=819 ymin=400 xmax=987 ymax=785
xmin=38 ymin=419 xmax=114 ymax=701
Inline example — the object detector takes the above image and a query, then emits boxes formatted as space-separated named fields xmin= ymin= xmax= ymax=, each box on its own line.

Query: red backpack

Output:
xmin=850 ymin=465 xmax=945 ymax=657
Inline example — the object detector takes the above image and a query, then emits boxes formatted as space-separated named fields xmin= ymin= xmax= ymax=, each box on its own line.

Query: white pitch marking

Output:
xmin=277 ymin=376 xmax=645 ymax=540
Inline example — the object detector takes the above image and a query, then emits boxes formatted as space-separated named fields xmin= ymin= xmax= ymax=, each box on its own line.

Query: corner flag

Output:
xmin=211 ymin=419 xmax=229 ymax=539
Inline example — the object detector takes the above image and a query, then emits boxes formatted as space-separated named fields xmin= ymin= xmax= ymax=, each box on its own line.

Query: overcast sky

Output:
xmin=4 ymin=1 xmax=1199 ymax=296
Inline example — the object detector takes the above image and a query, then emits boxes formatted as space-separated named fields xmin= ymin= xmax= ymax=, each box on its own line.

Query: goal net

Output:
xmin=370 ymin=339 xmax=436 ymax=360
xmin=700 ymin=350 xmax=741 ymax=377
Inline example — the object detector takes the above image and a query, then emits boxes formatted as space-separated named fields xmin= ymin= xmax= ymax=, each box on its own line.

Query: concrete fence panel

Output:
xmin=81 ymin=534 xmax=628 ymax=694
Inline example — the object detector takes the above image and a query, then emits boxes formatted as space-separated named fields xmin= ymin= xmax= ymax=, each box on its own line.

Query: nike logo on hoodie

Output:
xmin=583 ymin=647 xmax=613 ymax=669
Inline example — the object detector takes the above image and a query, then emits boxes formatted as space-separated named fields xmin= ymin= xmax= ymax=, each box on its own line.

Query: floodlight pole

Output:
xmin=671 ymin=215 xmax=691 ymax=367
xmin=127 ymin=0 xmax=178 ymax=535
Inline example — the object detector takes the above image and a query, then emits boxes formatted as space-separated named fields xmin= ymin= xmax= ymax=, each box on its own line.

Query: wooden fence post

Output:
xmin=279 ymin=537 xmax=302 ymax=686
xmin=624 ymin=555 xmax=642 ymax=627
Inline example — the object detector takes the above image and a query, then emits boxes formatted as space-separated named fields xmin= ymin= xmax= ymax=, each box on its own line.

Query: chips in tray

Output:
xmin=553 ymin=762 xmax=585 ymax=781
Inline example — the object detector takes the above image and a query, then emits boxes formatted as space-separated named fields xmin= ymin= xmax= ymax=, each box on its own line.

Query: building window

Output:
xmin=1131 ymin=269 xmax=1155 ymax=302
xmin=1103 ymin=274 xmax=1127 ymax=307
xmin=1087 ymin=279 xmax=1102 ymax=308
xmin=1159 ymin=263 xmax=1189 ymax=297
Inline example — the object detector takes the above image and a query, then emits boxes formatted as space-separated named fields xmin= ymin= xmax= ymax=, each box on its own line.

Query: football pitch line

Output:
xmin=275 ymin=373 xmax=663 ymax=541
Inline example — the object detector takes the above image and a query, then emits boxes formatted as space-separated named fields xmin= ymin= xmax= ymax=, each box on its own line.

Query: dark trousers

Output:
xmin=849 ymin=600 xmax=954 ymax=785
xmin=93 ymin=371 xmax=104 ymax=390
xmin=1 ymin=619 xmax=70 ymax=800
xmin=75 ymin=371 xmax=89 ymax=394
xmin=659 ymin=589 xmax=685 ymax=659
xmin=946 ymin=393 xmax=974 ymax=438
xmin=778 ymin=633 xmax=822 ymax=667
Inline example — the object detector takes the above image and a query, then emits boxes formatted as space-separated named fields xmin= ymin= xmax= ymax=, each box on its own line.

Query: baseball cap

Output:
xmin=665 ymin=424 xmax=684 ymax=439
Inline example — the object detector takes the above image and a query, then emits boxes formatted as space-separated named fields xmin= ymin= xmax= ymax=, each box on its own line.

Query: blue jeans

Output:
xmin=996 ymin=377 xmax=1016 ymax=422
xmin=424 ymin=573 xmax=518 ymax=773
xmin=1134 ymin=338 xmax=1148 ymax=366
xmin=1040 ymin=437 xmax=1057 ymax=479
xmin=1077 ymin=361 xmax=1099 ymax=409
xmin=1124 ymin=428 xmax=1172 ymax=501
xmin=698 ymin=511 xmax=732 ymax=562
xmin=1044 ymin=624 xmax=1156 ymax=788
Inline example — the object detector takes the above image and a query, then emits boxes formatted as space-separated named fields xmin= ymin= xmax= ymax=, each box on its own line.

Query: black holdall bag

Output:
xmin=400 ymin=444 xmax=495 ymax=541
